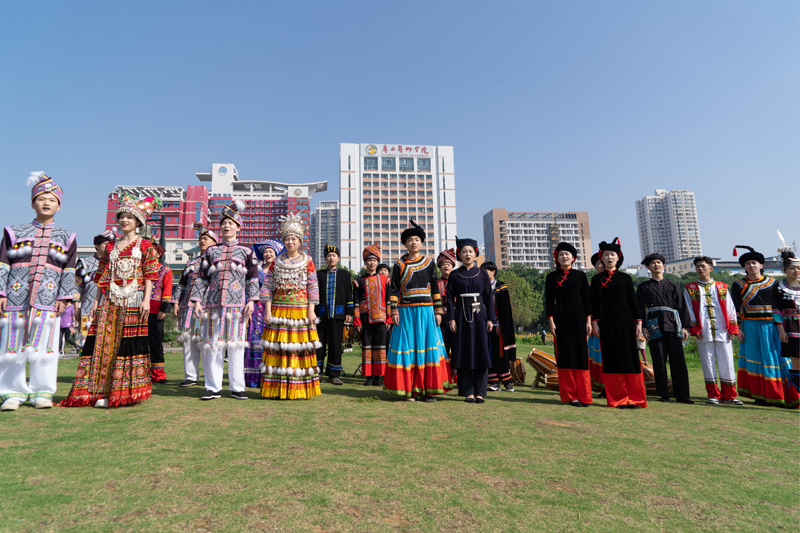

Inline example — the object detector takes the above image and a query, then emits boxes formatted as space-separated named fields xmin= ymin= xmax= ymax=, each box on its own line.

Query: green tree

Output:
xmin=496 ymin=270 xmax=541 ymax=332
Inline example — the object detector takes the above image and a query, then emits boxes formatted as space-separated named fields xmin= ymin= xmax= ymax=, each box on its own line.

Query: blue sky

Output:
xmin=1 ymin=1 xmax=797 ymax=264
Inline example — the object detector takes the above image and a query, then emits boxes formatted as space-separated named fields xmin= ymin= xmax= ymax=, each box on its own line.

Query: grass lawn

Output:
xmin=1 ymin=343 xmax=797 ymax=533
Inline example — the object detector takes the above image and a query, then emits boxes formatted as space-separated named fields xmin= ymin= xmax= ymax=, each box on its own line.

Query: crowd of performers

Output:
xmin=0 ymin=173 xmax=798 ymax=411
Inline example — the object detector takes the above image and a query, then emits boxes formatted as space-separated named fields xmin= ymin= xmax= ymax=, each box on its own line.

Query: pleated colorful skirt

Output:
xmin=385 ymin=305 xmax=453 ymax=398
xmin=588 ymin=335 xmax=604 ymax=392
xmin=244 ymin=301 xmax=265 ymax=387
xmin=260 ymin=301 xmax=321 ymax=400
xmin=60 ymin=293 xmax=152 ymax=407
xmin=737 ymin=320 xmax=799 ymax=408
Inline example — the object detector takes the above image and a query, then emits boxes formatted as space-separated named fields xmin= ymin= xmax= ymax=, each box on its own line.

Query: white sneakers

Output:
xmin=1 ymin=399 xmax=21 ymax=411
xmin=32 ymin=399 xmax=53 ymax=409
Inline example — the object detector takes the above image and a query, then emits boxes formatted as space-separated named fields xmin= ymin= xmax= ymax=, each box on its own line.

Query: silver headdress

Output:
xmin=279 ymin=212 xmax=306 ymax=240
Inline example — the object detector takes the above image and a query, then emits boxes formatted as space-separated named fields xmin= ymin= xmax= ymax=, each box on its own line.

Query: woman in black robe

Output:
xmin=545 ymin=242 xmax=592 ymax=406
xmin=446 ymin=238 xmax=495 ymax=403
xmin=590 ymin=238 xmax=647 ymax=409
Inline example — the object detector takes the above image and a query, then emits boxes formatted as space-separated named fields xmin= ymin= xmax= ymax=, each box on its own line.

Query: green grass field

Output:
xmin=1 ymin=344 xmax=797 ymax=533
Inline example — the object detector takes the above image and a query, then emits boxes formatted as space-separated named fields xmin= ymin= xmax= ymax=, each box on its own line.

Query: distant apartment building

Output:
xmin=106 ymin=164 xmax=327 ymax=252
xmin=338 ymin=143 xmax=457 ymax=271
xmin=309 ymin=200 xmax=340 ymax=267
xmin=635 ymin=189 xmax=702 ymax=263
xmin=483 ymin=209 xmax=592 ymax=270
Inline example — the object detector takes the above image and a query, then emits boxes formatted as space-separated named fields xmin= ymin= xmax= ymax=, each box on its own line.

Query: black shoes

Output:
xmin=423 ymin=395 xmax=436 ymax=403
xmin=659 ymin=397 xmax=671 ymax=403
xmin=231 ymin=391 xmax=248 ymax=400
xmin=364 ymin=377 xmax=374 ymax=386
xmin=179 ymin=379 xmax=198 ymax=387
xmin=465 ymin=397 xmax=475 ymax=403
xmin=153 ymin=378 xmax=168 ymax=384
xmin=475 ymin=397 xmax=485 ymax=404
xmin=200 ymin=391 xmax=221 ymax=401
xmin=373 ymin=376 xmax=383 ymax=387
xmin=676 ymin=398 xmax=695 ymax=405
xmin=617 ymin=404 xmax=641 ymax=409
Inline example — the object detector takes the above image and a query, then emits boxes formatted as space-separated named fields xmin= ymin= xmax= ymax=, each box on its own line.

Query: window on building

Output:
xmin=399 ymin=158 xmax=414 ymax=171
xmin=364 ymin=157 xmax=378 ymax=171
xmin=418 ymin=158 xmax=431 ymax=172
xmin=381 ymin=158 xmax=396 ymax=171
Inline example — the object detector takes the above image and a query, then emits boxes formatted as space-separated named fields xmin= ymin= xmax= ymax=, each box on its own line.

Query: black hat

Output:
xmin=554 ymin=241 xmax=578 ymax=264
xmin=401 ymin=220 xmax=426 ymax=244
xmin=324 ymin=245 xmax=340 ymax=257
xmin=590 ymin=253 xmax=601 ymax=266
xmin=641 ymin=253 xmax=666 ymax=266
xmin=733 ymin=245 xmax=765 ymax=267
xmin=377 ymin=263 xmax=391 ymax=273
xmin=455 ymin=236 xmax=480 ymax=257
xmin=598 ymin=237 xmax=624 ymax=268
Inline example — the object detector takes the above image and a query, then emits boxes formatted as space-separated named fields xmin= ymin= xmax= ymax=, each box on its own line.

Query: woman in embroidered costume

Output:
xmin=245 ymin=239 xmax=283 ymax=388
xmin=385 ymin=221 xmax=452 ymax=402
xmin=61 ymin=195 xmax=162 ymax=408
xmin=545 ymin=242 xmax=593 ymax=407
xmin=591 ymin=238 xmax=647 ymax=409
xmin=353 ymin=243 xmax=393 ymax=387
xmin=732 ymin=245 xmax=799 ymax=408
xmin=259 ymin=214 xmax=321 ymax=400
xmin=774 ymin=249 xmax=800 ymax=393
xmin=446 ymin=238 xmax=494 ymax=404
xmin=588 ymin=253 xmax=605 ymax=397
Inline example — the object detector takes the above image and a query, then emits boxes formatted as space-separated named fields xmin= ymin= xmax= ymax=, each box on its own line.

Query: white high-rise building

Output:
xmin=338 ymin=143 xmax=457 ymax=271
xmin=635 ymin=189 xmax=702 ymax=263
xmin=309 ymin=200 xmax=340 ymax=267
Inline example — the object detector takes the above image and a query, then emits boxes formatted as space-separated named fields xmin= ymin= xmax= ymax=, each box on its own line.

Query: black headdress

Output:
xmin=401 ymin=220 xmax=426 ymax=244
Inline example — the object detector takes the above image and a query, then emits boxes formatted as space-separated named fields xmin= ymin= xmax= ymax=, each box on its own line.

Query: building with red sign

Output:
xmin=338 ymin=143 xmax=457 ymax=270
xmin=105 ymin=164 xmax=327 ymax=253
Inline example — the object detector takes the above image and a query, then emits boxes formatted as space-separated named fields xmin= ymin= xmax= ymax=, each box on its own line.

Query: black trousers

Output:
xmin=649 ymin=332 xmax=691 ymax=400
xmin=316 ymin=318 xmax=344 ymax=378
xmin=60 ymin=329 xmax=78 ymax=352
xmin=460 ymin=368 xmax=488 ymax=398
xmin=148 ymin=314 xmax=165 ymax=366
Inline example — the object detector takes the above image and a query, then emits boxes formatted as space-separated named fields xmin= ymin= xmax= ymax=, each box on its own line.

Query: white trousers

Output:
xmin=0 ymin=310 xmax=60 ymax=404
xmin=697 ymin=340 xmax=736 ymax=384
xmin=183 ymin=338 xmax=201 ymax=382
xmin=201 ymin=310 xmax=247 ymax=393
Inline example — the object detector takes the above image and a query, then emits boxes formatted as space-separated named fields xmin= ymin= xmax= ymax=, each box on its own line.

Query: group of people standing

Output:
xmin=543 ymin=238 xmax=799 ymax=410
xmin=1 ymin=173 xmax=797 ymax=412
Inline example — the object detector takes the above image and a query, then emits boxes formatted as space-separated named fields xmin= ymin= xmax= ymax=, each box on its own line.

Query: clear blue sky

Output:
xmin=1 ymin=1 xmax=797 ymax=264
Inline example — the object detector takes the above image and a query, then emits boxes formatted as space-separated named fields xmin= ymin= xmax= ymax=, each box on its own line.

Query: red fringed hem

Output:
xmin=58 ymin=389 xmax=151 ymax=408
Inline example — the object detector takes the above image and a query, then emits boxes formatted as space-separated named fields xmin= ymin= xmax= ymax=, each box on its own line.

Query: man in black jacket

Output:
xmin=637 ymin=253 xmax=694 ymax=404
xmin=316 ymin=245 xmax=354 ymax=384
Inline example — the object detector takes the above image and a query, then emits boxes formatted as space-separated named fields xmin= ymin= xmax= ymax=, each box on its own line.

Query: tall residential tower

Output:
xmin=309 ymin=200 xmax=341 ymax=267
xmin=635 ymin=189 xmax=702 ymax=263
